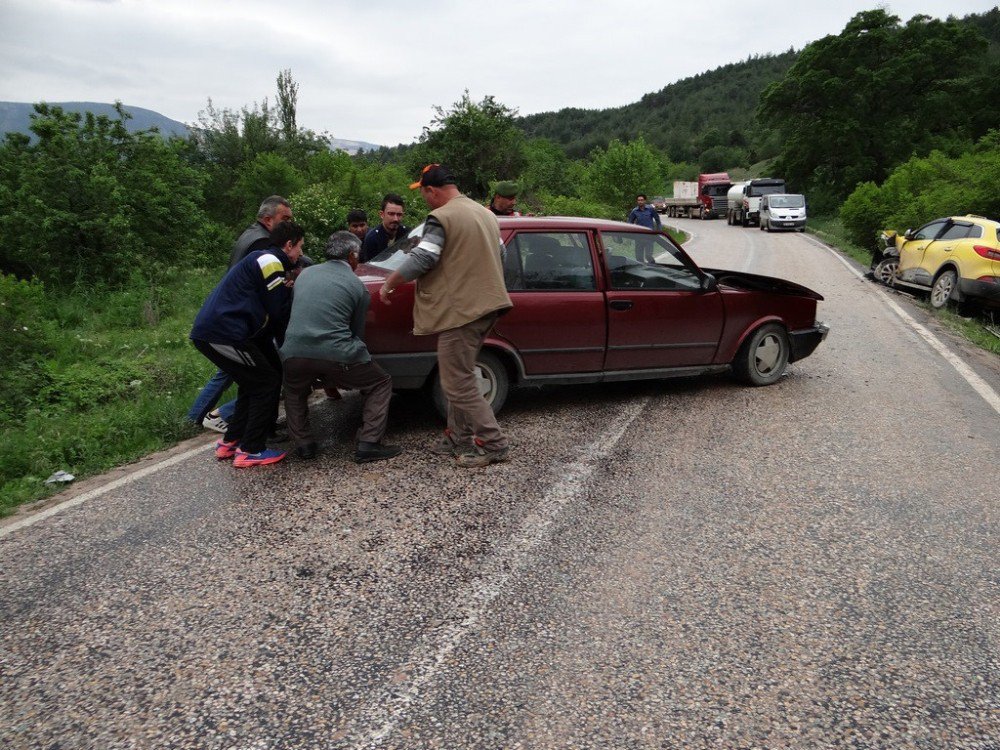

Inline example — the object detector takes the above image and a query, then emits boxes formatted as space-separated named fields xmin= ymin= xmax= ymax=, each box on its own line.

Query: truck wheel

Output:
xmin=699 ymin=206 xmax=706 ymax=220
xmin=741 ymin=213 xmax=748 ymax=228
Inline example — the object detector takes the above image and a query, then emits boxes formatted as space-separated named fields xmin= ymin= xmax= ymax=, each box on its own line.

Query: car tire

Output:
xmin=872 ymin=258 xmax=898 ymax=286
xmin=430 ymin=349 xmax=510 ymax=419
xmin=732 ymin=323 xmax=790 ymax=386
xmin=929 ymin=269 xmax=958 ymax=309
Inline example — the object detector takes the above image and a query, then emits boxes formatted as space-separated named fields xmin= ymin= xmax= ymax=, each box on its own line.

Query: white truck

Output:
xmin=726 ymin=178 xmax=787 ymax=227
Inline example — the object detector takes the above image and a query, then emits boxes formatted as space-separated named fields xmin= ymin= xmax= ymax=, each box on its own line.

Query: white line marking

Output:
xmin=350 ymin=397 xmax=651 ymax=747
xmin=0 ymin=443 xmax=213 ymax=539
xmin=805 ymin=236 xmax=1000 ymax=416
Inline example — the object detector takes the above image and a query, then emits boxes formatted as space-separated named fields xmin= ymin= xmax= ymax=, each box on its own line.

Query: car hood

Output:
xmin=704 ymin=268 xmax=824 ymax=301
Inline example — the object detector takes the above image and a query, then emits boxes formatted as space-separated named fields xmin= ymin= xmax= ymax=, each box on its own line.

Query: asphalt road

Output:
xmin=2 ymin=218 xmax=998 ymax=749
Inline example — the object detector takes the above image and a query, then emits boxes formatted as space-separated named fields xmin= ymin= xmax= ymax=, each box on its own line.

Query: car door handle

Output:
xmin=609 ymin=300 xmax=633 ymax=310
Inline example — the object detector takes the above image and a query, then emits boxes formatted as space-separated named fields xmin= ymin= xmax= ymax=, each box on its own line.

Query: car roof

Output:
xmin=949 ymin=214 xmax=1000 ymax=228
xmin=496 ymin=216 xmax=656 ymax=232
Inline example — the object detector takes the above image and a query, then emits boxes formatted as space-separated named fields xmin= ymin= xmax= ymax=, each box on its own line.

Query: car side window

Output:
xmin=913 ymin=221 xmax=947 ymax=241
xmin=506 ymin=232 xmax=596 ymax=291
xmin=601 ymin=231 xmax=703 ymax=291
xmin=939 ymin=223 xmax=972 ymax=240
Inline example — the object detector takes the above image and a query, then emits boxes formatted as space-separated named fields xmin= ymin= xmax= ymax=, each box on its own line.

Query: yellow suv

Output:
xmin=894 ymin=215 xmax=1000 ymax=310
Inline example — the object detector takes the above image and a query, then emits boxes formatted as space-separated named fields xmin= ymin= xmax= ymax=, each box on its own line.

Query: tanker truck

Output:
xmin=726 ymin=177 xmax=787 ymax=227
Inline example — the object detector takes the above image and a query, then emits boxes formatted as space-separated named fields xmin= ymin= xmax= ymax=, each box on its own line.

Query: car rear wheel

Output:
xmin=930 ymin=269 xmax=958 ymax=309
xmin=733 ymin=323 xmax=790 ymax=386
xmin=872 ymin=258 xmax=898 ymax=286
xmin=430 ymin=349 xmax=510 ymax=419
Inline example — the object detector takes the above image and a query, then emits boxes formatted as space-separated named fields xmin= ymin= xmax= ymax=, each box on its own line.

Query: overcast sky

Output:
xmin=2 ymin=0 xmax=997 ymax=147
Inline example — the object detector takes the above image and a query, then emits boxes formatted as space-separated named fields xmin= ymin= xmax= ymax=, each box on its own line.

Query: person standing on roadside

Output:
xmin=190 ymin=221 xmax=305 ymax=468
xmin=280 ymin=231 xmax=401 ymax=464
xmin=627 ymin=194 xmax=662 ymax=262
xmin=360 ymin=194 xmax=410 ymax=263
xmin=188 ymin=196 xmax=294 ymax=433
xmin=379 ymin=164 xmax=513 ymax=468
xmin=487 ymin=181 xmax=521 ymax=216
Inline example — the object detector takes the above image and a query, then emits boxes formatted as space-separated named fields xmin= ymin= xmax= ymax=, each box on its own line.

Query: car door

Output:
xmin=897 ymin=219 xmax=949 ymax=286
xmin=599 ymin=230 xmax=724 ymax=370
xmin=493 ymin=230 xmax=606 ymax=375
xmin=921 ymin=221 xmax=975 ymax=280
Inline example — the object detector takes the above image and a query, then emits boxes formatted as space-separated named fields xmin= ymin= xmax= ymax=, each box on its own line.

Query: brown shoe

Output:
xmin=455 ymin=445 xmax=511 ymax=468
xmin=428 ymin=429 xmax=472 ymax=457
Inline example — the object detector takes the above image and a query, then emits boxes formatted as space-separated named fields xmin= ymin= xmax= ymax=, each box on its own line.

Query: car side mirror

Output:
xmin=701 ymin=273 xmax=718 ymax=292
xmin=904 ymin=228 xmax=915 ymax=240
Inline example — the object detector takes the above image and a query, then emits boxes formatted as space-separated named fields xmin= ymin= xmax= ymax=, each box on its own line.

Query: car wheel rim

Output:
xmin=931 ymin=273 xmax=955 ymax=307
xmin=755 ymin=334 xmax=782 ymax=374
xmin=877 ymin=260 xmax=898 ymax=284
xmin=474 ymin=364 xmax=495 ymax=401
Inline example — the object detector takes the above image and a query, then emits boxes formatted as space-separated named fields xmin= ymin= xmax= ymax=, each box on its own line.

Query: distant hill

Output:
xmin=518 ymin=8 xmax=1000 ymax=164
xmin=518 ymin=51 xmax=797 ymax=163
xmin=0 ymin=101 xmax=381 ymax=153
xmin=0 ymin=101 xmax=190 ymax=139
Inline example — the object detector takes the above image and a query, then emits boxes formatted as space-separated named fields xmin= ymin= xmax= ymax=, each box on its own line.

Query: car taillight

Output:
xmin=973 ymin=245 xmax=1000 ymax=261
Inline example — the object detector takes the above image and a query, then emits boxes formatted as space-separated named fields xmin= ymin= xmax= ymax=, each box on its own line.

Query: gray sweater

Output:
xmin=279 ymin=260 xmax=371 ymax=364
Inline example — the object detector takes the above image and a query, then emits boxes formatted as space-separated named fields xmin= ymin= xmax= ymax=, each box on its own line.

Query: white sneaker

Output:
xmin=202 ymin=413 xmax=229 ymax=433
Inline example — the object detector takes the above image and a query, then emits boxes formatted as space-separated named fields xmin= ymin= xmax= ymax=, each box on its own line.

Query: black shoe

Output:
xmin=354 ymin=441 xmax=402 ymax=464
xmin=296 ymin=442 xmax=318 ymax=460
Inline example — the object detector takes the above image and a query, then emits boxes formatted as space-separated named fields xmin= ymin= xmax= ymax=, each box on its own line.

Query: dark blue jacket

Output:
xmin=191 ymin=248 xmax=293 ymax=344
xmin=360 ymin=223 xmax=411 ymax=263
xmin=627 ymin=205 xmax=662 ymax=230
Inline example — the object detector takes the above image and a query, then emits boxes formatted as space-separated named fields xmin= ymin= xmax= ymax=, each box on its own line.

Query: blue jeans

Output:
xmin=187 ymin=369 xmax=236 ymax=424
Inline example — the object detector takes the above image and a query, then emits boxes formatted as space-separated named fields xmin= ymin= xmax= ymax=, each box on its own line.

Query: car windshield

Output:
xmin=365 ymin=224 xmax=426 ymax=270
xmin=770 ymin=195 xmax=804 ymax=208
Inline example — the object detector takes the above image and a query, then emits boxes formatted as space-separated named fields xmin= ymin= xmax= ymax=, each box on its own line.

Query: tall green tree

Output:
xmin=759 ymin=10 xmax=996 ymax=206
xmin=584 ymin=138 xmax=664 ymax=212
xmin=419 ymin=91 xmax=526 ymax=199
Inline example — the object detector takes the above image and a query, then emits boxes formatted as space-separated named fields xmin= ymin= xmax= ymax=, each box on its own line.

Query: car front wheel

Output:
xmin=873 ymin=258 xmax=898 ymax=286
xmin=930 ymin=269 xmax=958 ymax=309
xmin=430 ymin=349 xmax=510 ymax=419
xmin=733 ymin=323 xmax=790 ymax=386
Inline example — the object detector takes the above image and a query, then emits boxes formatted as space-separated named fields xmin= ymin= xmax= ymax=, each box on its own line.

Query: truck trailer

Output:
xmin=662 ymin=173 xmax=731 ymax=219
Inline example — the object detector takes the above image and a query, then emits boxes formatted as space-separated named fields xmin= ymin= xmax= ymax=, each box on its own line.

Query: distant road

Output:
xmin=2 ymin=219 xmax=998 ymax=749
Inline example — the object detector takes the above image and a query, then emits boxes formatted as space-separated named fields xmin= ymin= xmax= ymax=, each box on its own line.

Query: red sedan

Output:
xmin=358 ymin=217 xmax=828 ymax=413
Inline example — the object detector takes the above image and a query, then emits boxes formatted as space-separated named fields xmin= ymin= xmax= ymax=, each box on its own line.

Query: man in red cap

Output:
xmin=379 ymin=164 xmax=513 ymax=468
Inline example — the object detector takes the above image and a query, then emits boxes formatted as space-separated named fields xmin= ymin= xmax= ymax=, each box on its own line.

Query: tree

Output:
xmin=760 ymin=9 xmax=994 ymax=204
xmin=419 ymin=91 xmax=526 ymax=199
xmin=0 ymin=103 xmax=221 ymax=285
xmin=276 ymin=69 xmax=298 ymax=142
xmin=584 ymin=138 xmax=664 ymax=211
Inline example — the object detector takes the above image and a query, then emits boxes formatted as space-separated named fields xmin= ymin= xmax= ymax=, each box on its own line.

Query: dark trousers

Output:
xmin=192 ymin=337 xmax=282 ymax=453
xmin=282 ymin=357 xmax=393 ymax=447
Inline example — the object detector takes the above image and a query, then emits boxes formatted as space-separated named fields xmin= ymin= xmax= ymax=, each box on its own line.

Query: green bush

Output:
xmin=0 ymin=274 xmax=56 ymax=422
xmin=538 ymin=194 xmax=619 ymax=220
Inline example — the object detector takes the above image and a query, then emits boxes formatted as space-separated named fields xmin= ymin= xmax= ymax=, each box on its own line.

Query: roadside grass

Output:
xmin=808 ymin=215 xmax=1000 ymax=357
xmin=0 ymin=268 xmax=228 ymax=517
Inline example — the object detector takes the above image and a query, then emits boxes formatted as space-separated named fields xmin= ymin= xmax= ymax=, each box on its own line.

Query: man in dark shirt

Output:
xmin=190 ymin=221 xmax=304 ymax=468
xmin=346 ymin=209 xmax=369 ymax=243
xmin=627 ymin=194 xmax=662 ymax=263
xmin=228 ymin=195 xmax=293 ymax=268
xmin=360 ymin=193 xmax=410 ymax=263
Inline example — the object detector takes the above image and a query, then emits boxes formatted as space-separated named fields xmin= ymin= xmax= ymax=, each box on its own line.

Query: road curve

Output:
xmin=2 ymin=218 xmax=998 ymax=749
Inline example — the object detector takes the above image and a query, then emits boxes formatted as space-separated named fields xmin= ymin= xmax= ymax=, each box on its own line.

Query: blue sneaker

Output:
xmin=233 ymin=448 xmax=286 ymax=468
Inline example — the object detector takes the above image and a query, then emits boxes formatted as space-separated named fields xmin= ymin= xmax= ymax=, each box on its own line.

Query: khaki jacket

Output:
xmin=413 ymin=195 xmax=513 ymax=335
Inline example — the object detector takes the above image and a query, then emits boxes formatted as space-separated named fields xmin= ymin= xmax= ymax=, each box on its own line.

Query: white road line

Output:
xmin=805 ymin=235 xmax=1000 ymax=416
xmin=350 ymin=397 xmax=651 ymax=748
xmin=0 ymin=442 xmax=213 ymax=539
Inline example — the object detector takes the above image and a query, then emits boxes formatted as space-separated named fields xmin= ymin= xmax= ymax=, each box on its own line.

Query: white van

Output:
xmin=759 ymin=193 xmax=807 ymax=232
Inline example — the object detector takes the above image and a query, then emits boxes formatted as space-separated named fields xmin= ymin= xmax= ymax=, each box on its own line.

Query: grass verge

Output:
xmin=0 ymin=268 xmax=229 ymax=517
